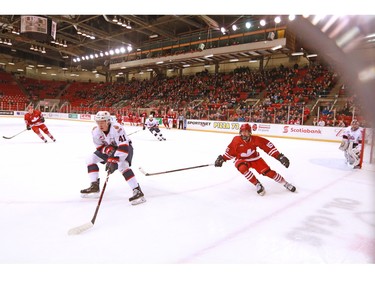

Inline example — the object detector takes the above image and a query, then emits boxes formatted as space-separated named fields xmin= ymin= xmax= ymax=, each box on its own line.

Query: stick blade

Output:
xmin=68 ymin=222 xmax=94 ymax=235
xmin=138 ymin=167 xmax=149 ymax=176
xmin=3 ymin=136 xmax=11 ymax=139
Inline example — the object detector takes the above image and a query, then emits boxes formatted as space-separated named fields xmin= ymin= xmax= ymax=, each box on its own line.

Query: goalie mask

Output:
xmin=239 ymin=123 xmax=252 ymax=141
xmin=350 ymin=120 xmax=360 ymax=131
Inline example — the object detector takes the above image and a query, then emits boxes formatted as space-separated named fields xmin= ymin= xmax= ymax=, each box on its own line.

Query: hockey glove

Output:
xmin=106 ymin=157 xmax=119 ymax=174
xmin=40 ymin=116 xmax=45 ymax=123
xmin=339 ymin=139 xmax=349 ymax=151
xmin=26 ymin=125 xmax=31 ymax=130
xmin=277 ymin=153 xmax=290 ymax=168
xmin=101 ymin=145 xmax=116 ymax=156
xmin=215 ymin=155 xmax=225 ymax=167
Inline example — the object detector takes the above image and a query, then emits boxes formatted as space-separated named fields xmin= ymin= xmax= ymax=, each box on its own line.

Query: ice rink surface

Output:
xmin=0 ymin=117 xmax=374 ymax=279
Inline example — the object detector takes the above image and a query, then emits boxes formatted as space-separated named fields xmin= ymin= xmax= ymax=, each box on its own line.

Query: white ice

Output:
xmin=0 ymin=117 xmax=374 ymax=277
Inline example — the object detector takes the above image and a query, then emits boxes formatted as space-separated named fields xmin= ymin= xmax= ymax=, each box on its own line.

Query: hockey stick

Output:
xmin=139 ymin=163 xmax=214 ymax=176
xmin=3 ymin=129 xmax=28 ymax=139
xmin=68 ymin=172 xmax=110 ymax=235
xmin=128 ymin=129 xmax=143 ymax=136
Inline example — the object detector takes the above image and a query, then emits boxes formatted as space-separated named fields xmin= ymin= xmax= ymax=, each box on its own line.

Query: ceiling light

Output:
xmin=271 ymin=45 xmax=282 ymax=50
xmin=291 ymin=52 xmax=304 ymax=56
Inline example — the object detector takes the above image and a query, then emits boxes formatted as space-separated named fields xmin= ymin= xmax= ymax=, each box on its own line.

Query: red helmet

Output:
xmin=240 ymin=123 xmax=252 ymax=141
xmin=240 ymin=123 xmax=251 ymax=133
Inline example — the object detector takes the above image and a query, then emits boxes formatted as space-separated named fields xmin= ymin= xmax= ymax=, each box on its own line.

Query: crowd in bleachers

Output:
xmin=0 ymin=64 xmax=367 ymax=127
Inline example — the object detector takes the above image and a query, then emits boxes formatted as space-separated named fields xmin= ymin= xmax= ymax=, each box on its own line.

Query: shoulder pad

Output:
xmin=113 ymin=125 xmax=120 ymax=130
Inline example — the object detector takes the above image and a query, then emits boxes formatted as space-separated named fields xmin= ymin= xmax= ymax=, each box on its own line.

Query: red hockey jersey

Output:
xmin=223 ymin=135 xmax=281 ymax=162
xmin=24 ymin=109 xmax=43 ymax=127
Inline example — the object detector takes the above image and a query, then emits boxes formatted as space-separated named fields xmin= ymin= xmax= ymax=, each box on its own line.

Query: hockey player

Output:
xmin=162 ymin=115 xmax=170 ymax=129
xmin=24 ymin=105 xmax=56 ymax=143
xmin=81 ymin=111 xmax=146 ymax=205
xmin=214 ymin=123 xmax=296 ymax=196
xmin=115 ymin=112 xmax=123 ymax=125
xmin=143 ymin=115 xmax=166 ymax=141
xmin=339 ymin=119 xmax=363 ymax=169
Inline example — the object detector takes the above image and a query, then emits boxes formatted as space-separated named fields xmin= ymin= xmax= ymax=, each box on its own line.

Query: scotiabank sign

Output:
xmin=282 ymin=126 xmax=322 ymax=134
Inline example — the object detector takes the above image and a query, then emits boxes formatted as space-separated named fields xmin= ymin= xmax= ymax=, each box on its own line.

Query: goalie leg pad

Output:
xmin=346 ymin=145 xmax=361 ymax=167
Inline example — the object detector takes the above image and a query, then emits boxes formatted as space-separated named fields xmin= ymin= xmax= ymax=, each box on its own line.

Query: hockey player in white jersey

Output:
xmin=143 ymin=115 xmax=166 ymax=141
xmin=339 ymin=119 xmax=363 ymax=169
xmin=81 ymin=111 xmax=146 ymax=205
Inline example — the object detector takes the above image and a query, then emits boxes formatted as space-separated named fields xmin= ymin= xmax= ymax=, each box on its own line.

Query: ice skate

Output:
xmin=255 ymin=182 xmax=265 ymax=196
xmin=129 ymin=185 xmax=146 ymax=205
xmin=284 ymin=182 xmax=296 ymax=192
xmin=80 ymin=179 xmax=100 ymax=198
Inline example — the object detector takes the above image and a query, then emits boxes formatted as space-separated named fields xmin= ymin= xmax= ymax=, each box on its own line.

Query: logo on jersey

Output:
xmin=240 ymin=149 xmax=255 ymax=158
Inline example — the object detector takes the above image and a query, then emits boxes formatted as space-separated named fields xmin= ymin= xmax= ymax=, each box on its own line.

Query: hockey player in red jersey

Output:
xmin=162 ymin=115 xmax=170 ymax=129
xmin=24 ymin=105 xmax=56 ymax=143
xmin=214 ymin=123 xmax=296 ymax=196
xmin=115 ymin=112 xmax=123 ymax=125
xmin=81 ymin=111 xmax=145 ymax=205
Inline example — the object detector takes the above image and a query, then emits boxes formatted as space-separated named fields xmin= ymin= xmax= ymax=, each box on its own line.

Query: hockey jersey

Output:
xmin=24 ymin=109 xmax=44 ymax=127
xmin=144 ymin=118 xmax=159 ymax=129
xmin=92 ymin=123 xmax=131 ymax=161
xmin=223 ymin=135 xmax=281 ymax=162
xmin=342 ymin=126 xmax=363 ymax=145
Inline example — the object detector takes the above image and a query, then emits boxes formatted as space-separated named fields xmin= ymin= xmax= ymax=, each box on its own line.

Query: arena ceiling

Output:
xmin=1 ymin=15 xmax=374 ymax=75
xmin=0 ymin=15 xmax=294 ymax=72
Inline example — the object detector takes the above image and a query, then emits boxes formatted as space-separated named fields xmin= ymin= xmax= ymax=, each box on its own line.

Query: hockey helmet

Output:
xmin=95 ymin=111 xmax=111 ymax=122
xmin=149 ymin=115 xmax=154 ymax=119
xmin=239 ymin=123 xmax=252 ymax=141
xmin=240 ymin=123 xmax=252 ymax=133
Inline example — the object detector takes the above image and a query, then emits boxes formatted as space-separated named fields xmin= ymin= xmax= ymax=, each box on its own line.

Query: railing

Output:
xmin=0 ymin=101 xmax=27 ymax=111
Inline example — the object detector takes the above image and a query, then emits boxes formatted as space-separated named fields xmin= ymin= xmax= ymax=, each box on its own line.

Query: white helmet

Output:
xmin=149 ymin=115 xmax=153 ymax=119
xmin=95 ymin=111 xmax=111 ymax=122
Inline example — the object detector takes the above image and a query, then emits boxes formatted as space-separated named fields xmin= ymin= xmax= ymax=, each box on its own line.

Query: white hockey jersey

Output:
xmin=92 ymin=123 xmax=131 ymax=161
xmin=342 ymin=126 xmax=363 ymax=145
xmin=144 ymin=118 xmax=159 ymax=129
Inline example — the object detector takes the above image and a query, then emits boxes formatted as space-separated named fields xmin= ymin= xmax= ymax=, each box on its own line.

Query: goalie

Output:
xmin=339 ymin=120 xmax=363 ymax=169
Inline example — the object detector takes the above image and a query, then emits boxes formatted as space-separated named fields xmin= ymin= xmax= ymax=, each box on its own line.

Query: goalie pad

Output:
xmin=345 ymin=141 xmax=361 ymax=167
xmin=339 ymin=140 xmax=349 ymax=151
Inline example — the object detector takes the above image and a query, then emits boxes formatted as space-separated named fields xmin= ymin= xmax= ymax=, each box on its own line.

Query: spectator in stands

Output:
xmin=317 ymin=118 xmax=326 ymax=126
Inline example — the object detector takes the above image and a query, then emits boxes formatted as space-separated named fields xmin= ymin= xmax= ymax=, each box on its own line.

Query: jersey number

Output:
xmin=118 ymin=134 xmax=126 ymax=142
